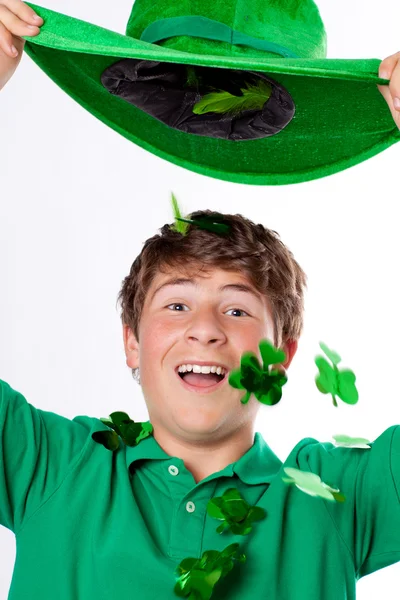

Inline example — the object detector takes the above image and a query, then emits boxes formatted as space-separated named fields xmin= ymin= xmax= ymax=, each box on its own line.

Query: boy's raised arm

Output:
xmin=0 ymin=0 xmax=42 ymax=90
xmin=0 ymin=379 xmax=96 ymax=533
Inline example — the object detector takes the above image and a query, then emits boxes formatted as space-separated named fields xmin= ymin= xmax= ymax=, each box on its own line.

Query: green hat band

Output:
xmin=140 ymin=16 xmax=299 ymax=59
xmin=101 ymin=61 xmax=295 ymax=140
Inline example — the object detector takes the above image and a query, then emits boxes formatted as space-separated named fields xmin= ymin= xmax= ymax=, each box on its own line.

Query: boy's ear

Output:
xmin=123 ymin=324 xmax=139 ymax=369
xmin=281 ymin=339 xmax=298 ymax=370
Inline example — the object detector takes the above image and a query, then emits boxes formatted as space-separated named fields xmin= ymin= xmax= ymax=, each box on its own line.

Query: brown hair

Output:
xmin=118 ymin=210 xmax=307 ymax=353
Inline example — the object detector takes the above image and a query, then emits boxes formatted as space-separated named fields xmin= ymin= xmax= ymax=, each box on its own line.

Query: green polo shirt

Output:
xmin=1 ymin=378 xmax=400 ymax=599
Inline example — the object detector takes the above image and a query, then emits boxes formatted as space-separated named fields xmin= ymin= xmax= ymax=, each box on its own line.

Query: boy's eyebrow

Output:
xmin=150 ymin=277 xmax=264 ymax=304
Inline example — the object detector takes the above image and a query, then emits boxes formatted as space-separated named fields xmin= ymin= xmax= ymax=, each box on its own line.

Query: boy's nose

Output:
xmin=185 ymin=314 xmax=227 ymax=345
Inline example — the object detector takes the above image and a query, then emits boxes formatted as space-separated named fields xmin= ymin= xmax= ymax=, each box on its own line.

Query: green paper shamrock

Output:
xmin=282 ymin=467 xmax=346 ymax=503
xmin=229 ymin=339 xmax=287 ymax=405
xmin=176 ymin=215 xmax=230 ymax=236
xmin=207 ymin=488 xmax=266 ymax=535
xmin=315 ymin=342 xmax=359 ymax=407
xmin=174 ymin=543 xmax=246 ymax=600
xmin=92 ymin=411 xmax=153 ymax=451
xmin=332 ymin=434 xmax=371 ymax=449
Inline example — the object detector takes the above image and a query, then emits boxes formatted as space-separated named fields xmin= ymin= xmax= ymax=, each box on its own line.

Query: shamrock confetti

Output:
xmin=315 ymin=342 xmax=359 ymax=408
xmin=332 ymin=434 xmax=371 ymax=449
xmin=170 ymin=193 xmax=230 ymax=236
xmin=282 ymin=467 xmax=346 ymax=503
xmin=176 ymin=214 xmax=231 ymax=236
xmin=92 ymin=411 xmax=153 ymax=451
xmin=229 ymin=339 xmax=287 ymax=405
xmin=207 ymin=488 xmax=266 ymax=535
xmin=174 ymin=543 xmax=246 ymax=600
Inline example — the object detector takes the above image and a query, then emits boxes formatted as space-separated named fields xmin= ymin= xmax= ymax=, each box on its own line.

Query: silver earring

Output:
xmin=132 ymin=368 xmax=141 ymax=385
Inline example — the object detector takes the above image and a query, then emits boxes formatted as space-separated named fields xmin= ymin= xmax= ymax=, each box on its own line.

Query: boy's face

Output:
xmin=123 ymin=266 xmax=297 ymax=443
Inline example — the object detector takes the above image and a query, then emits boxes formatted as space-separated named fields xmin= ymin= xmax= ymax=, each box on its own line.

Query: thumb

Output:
xmin=378 ymin=51 xmax=400 ymax=82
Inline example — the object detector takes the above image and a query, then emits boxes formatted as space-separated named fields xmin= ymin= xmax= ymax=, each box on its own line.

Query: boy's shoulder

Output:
xmin=282 ymin=424 xmax=400 ymax=501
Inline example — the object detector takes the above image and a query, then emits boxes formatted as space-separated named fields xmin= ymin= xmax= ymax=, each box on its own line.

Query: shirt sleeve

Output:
xmin=297 ymin=424 xmax=400 ymax=579
xmin=0 ymin=379 xmax=93 ymax=534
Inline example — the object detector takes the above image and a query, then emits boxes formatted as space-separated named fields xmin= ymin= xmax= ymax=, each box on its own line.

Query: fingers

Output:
xmin=0 ymin=0 xmax=42 ymax=25
xmin=379 ymin=51 xmax=400 ymax=79
xmin=0 ymin=0 xmax=42 ymax=57
xmin=378 ymin=51 xmax=400 ymax=113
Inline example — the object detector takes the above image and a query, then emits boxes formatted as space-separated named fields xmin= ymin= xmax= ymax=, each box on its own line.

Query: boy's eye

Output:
xmin=167 ymin=303 xmax=189 ymax=311
xmin=226 ymin=308 xmax=249 ymax=317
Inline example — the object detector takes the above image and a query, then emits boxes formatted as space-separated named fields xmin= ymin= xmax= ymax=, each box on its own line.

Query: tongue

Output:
xmin=182 ymin=372 xmax=222 ymax=387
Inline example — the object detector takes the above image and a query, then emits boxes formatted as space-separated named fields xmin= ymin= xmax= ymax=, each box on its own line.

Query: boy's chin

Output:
xmin=173 ymin=403 xmax=236 ymax=434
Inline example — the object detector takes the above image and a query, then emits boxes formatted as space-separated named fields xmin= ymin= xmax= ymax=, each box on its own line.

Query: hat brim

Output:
xmin=24 ymin=2 xmax=400 ymax=185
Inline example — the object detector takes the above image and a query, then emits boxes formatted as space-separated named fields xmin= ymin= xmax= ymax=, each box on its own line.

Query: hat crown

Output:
xmin=126 ymin=0 xmax=327 ymax=59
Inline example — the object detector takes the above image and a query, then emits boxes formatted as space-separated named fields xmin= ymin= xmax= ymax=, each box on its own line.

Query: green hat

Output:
xmin=24 ymin=0 xmax=399 ymax=186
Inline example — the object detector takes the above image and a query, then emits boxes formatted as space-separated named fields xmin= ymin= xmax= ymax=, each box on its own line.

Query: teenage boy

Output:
xmin=2 ymin=210 xmax=400 ymax=599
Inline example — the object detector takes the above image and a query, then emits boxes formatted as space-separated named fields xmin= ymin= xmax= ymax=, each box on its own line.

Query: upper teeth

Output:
xmin=178 ymin=364 xmax=226 ymax=375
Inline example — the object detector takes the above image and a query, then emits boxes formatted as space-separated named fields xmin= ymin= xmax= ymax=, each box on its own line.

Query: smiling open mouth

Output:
xmin=175 ymin=368 xmax=227 ymax=391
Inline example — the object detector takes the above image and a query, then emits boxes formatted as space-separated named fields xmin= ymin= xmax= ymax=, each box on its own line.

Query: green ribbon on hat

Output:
xmin=140 ymin=16 xmax=299 ymax=58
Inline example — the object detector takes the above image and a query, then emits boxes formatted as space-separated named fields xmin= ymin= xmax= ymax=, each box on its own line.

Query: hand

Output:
xmin=378 ymin=51 xmax=400 ymax=129
xmin=0 ymin=0 xmax=42 ymax=90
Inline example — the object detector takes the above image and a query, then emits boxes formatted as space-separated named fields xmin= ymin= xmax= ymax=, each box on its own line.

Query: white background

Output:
xmin=0 ymin=0 xmax=399 ymax=597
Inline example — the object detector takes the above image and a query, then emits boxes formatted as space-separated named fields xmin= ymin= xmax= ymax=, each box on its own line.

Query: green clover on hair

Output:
xmin=207 ymin=488 xmax=267 ymax=535
xmin=176 ymin=215 xmax=230 ymax=236
xmin=170 ymin=191 xmax=230 ymax=236
xmin=92 ymin=412 xmax=153 ymax=451
xmin=315 ymin=342 xmax=358 ymax=407
xmin=229 ymin=339 xmax=287 ymax=405
xmin=174 ymin=543 xmax=246 ymax=600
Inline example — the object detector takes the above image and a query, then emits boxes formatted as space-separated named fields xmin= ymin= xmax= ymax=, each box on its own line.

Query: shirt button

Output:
xmin=168 ymin=465 xmax=179 ymax=476
xmin=186 ymin=501 xmax=196 ymax=513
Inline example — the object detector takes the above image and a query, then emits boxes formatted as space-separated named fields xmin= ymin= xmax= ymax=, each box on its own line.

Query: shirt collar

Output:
xmin=125 ymin=430 xmax=282 ymax=485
